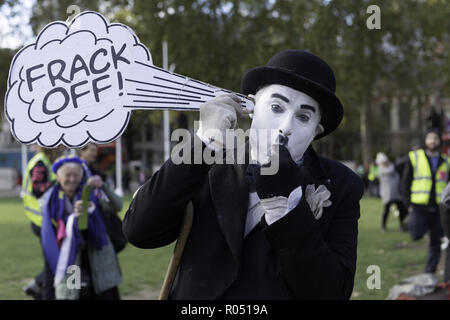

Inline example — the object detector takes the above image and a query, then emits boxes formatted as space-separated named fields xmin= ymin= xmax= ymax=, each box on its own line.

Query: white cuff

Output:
xmin=260 ymin=196 xmax=288 ymax=225
xmin=287 ymin=185 xmax=303 ymax=212
xmin=195 ymin=130 xmax=222 ymax=152
xmin=262 ymin=186 xmax=303 ymax=225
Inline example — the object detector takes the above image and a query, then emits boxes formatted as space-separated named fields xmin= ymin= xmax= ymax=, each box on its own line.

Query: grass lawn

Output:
xmin=0 ymin=195 xmax=173 ymax=300
xmin=0 ymin=195 xmax=442 ymax=300
xmin=352 ymin=197 xmax=434 ymax=300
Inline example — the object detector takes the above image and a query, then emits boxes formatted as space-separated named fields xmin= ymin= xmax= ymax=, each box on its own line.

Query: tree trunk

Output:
xmin=361 ymin=97 xmax=373 ymax=169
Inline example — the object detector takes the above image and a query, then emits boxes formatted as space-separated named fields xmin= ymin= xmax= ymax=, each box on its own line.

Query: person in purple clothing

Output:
xmin=40 ymin=156 xmax=122 ymax=300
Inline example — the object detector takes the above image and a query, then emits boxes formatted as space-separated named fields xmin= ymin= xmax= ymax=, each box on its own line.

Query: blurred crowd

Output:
xmin=357 ymin=128 xmax=450 ymax=284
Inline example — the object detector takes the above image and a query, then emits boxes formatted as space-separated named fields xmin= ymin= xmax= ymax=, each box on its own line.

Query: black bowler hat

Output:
xmin=241 ymin=50 xmax=343 ymax=139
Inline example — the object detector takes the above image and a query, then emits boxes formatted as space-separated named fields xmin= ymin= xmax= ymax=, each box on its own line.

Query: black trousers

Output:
xmin=32 ymin=223 xmax=56 ymax=299
xmin=409 ymin=206 xmax=444 ymax=273
xmin=32 ymin=223 xmax=56 ymax=300
xmin=30 ymin=223 xmax=47 ymax=296
xmin=42 ymin=256 xmax=56 ymax=299
xmin=382 ymin=200 xmax=408 ymax=230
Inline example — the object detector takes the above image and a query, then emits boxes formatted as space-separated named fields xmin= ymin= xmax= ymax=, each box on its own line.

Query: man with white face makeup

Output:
xmin=249 ymin=84 xmax=323 ymax=164
xmin=123 ymin=50 xmax=364 ymax=299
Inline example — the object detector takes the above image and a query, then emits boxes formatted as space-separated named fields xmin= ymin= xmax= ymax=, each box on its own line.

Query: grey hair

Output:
xmin=56 ymin=162 xmax=84 ymax=178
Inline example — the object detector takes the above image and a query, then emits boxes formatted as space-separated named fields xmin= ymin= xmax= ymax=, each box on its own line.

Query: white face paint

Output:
xmin=249 ymin=84 xmax=323 ymax=163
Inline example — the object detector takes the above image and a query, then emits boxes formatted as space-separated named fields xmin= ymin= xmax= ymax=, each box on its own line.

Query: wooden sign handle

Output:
xmin=158 ymin=202 xmax=194 ymax=300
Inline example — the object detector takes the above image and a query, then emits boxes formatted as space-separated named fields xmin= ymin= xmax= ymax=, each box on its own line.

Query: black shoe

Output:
xmin=23 ymin=279 xmax=42 ymax=300
xmin=400 ymin=223 xmax=408 ymax=232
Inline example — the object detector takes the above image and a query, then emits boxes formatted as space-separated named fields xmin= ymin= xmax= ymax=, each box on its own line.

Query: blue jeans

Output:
xmin=409 ymin=206 xmax=444 ymax=273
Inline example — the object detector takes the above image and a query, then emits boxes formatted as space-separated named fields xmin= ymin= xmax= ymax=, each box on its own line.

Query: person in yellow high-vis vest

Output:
xmin=23 ymin=149 xmax=58 ymax=226
xmin=22 ymin=146 xmax=63 ymax=299
xmin=368 ymin=162 xmax=379 ymax=197
xmin=402 ymin=129 xmax=447 ymax=274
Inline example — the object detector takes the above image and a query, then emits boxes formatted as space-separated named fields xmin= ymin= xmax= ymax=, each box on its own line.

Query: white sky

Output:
xmin=0 ymin=0 xmax=35 ymax=49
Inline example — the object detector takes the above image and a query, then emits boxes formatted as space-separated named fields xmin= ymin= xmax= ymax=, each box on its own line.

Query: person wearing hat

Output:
xmin=40 ymin=155 xmax=122 ymax=300
xmin=402 ymin=128 xmax=448 ymax=274
xmin=375 ymin=152 xmax=408 ymax=232
xmin=123 ymin=50 xmax=364 ymax=299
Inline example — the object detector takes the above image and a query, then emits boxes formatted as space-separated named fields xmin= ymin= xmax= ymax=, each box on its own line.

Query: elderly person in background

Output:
xmin=376 ymin=152 xmax=408 ymax=232
xmin=40 ymin=156 xmax=122 ymax=300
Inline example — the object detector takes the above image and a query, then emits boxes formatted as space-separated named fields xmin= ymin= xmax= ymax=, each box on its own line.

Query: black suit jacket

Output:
xmin=123 ymin=136 xmax=364 ymax=299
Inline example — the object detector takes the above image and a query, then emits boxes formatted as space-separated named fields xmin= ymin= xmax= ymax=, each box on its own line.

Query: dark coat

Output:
xmin=439 ymin=183 xmax=450 ymax=238
xmin=122 ymin=136 xmax=364 ymax=300
xmin=401 ymin=149 xmax=448 ymax=209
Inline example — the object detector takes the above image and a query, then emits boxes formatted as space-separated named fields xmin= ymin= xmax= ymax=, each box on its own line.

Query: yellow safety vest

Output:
xmin=368 ymin=165 xmax=378 ymax=181
xmin=22 ymin=152 xmax=56 ymax=226
xmin=408 ymin=149 xmax=449 ymax=205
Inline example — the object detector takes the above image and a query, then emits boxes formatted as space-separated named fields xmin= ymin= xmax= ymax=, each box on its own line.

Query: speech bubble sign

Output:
xmin=5 ymin=11 xmax=254 ymax=148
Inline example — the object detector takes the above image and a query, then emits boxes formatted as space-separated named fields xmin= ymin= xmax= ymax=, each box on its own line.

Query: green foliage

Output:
xmin=1 ymin=0 xmax=449 ymax=160
xmin=0 ymin=48 xmax=15 ymax=122
xmin=116 ymin=0 xmax=450 ymax=160
xmin=0 ymin=48 xmax=15 ymax=99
